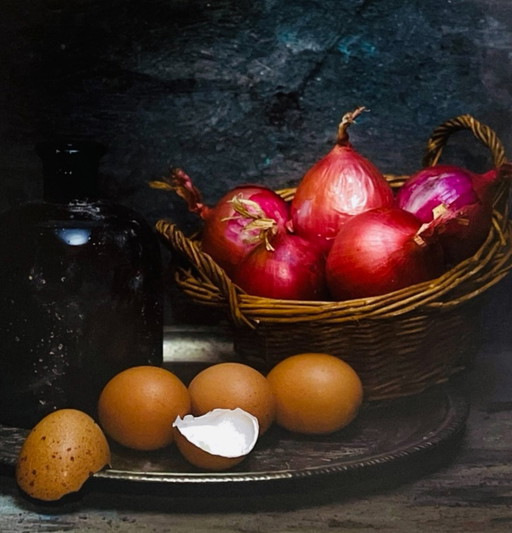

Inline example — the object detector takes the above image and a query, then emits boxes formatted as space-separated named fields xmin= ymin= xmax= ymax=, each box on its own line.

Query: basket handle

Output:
xmin=155 ymin=219 xmax=254 ymax=329
xmin=422 ymin=113 xmax=507 ymax=168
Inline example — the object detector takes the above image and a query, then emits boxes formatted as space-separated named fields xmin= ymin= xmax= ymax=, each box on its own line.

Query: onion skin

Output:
xmin=290 ymin=107 xmax=394 ymax=253
xmin=200 ymin=186 xmax=290 ymax=277
xmin=150 ymin=168 xmax=290 ymax=277
xmin=326 ymin=207 xmax=445 ymax=300
xmin=433 ymin=202 xmax=492 ymax=266
xmin=232 ymin=232 xmax=328 ymax=301
xmin=395 ymin=164 xmax=497 ymax=266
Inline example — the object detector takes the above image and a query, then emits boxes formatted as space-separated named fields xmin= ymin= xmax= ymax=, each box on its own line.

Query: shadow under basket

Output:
xmin=156 ymin=113 xmax=512 ymax=401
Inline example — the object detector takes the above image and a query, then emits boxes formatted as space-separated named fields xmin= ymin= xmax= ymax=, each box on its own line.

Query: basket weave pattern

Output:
xmin=156 ymin=115 xmax=512 ymax=400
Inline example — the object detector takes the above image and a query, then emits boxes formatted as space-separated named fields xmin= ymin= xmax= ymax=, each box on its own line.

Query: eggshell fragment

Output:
xmin=16 ymin=409 xmax=111 ymax=501
xmin=173 ymin=408 xmax=259 ymax=471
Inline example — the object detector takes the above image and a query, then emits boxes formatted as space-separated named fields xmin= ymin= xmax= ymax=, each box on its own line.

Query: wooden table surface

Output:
xmin=0 ymin=291 xmax=511 ymax=532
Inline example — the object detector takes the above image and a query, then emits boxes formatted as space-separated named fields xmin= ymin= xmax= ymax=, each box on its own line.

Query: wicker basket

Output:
xmin=156 ymin=114 xmax=512 ymax=401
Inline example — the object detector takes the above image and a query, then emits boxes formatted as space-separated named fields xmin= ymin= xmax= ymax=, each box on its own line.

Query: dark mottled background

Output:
xmin=1 ymin=0 xmax=512 ymax=329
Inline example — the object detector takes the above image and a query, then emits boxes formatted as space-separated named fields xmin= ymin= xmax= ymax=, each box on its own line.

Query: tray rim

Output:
xmin=91 ymin=384 xmax=469 ymax=486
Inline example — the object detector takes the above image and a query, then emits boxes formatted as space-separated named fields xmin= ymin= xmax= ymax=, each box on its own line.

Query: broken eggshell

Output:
xmin=15 ymin=409 xmax=111 ymax=501
xmin=173 ymin=408 xmax=259 ymax=471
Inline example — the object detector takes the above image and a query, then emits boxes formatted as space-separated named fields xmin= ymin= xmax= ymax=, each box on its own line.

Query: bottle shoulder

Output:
xmin=1 ymin=199 xmax=152 ymax=228
xmin=0 ymin=200 xmax=160 ymax=256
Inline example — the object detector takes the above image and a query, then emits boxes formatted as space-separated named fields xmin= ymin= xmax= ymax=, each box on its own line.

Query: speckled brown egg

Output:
xmin=15 ymin=409 xmax=111 ymax=501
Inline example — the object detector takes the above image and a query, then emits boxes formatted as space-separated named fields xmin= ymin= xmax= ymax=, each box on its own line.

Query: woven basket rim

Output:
xmin=166 ymin=212 xmax=512 ymax=324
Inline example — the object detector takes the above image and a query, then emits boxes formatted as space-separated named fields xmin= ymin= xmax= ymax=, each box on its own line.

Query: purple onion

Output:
xmin=396 ymin=164 xmax=496 ymax=265
xmin=395 ymin=165 xmax=479 ymax=223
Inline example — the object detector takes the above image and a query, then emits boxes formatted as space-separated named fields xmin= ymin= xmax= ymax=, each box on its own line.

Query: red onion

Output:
xmin=151 ymin=168 xmax=290 ymax=277
xmin=232 ymin=230 xmax=328 ymax=300
xmin=326 ymin=207 xmax=445 ymax=300
xmin=290 ymin=107 xmax=394 ymax=253
xmin=395 ymin=164 xmax=497 ymax=265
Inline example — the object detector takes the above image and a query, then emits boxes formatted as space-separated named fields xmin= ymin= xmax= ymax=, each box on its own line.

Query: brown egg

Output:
xmin=266 ymin=353 xmax=364 ymax=435
xmin=188 ymin=362 xmax=275 ymax=435
xmin=16 ymin=409 xmax=111 ymax=501
xmin=97 ymin=365 xmax=191 ymax=451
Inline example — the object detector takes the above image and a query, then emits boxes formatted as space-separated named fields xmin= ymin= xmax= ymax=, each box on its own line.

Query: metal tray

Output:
xmin=0 ymin=326 xmax=470 ymax=499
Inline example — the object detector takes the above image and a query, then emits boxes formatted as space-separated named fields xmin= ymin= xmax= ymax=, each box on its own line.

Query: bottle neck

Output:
xmin=36 ymin=140 xmax=107 ymax=203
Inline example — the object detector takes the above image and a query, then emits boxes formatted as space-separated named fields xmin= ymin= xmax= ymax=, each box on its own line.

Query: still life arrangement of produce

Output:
xmin=12 ymin=108 xmax=512 ymax=505
xmin=150 ymin=106 xmax=510 ymax=301
xmin=15 ymin=355 xmax=363 ymax=501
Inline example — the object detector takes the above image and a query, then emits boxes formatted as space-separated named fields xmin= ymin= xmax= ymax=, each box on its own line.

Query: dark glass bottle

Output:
xmin=0 ymin=140 xmax=163 ymax=428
